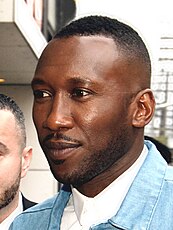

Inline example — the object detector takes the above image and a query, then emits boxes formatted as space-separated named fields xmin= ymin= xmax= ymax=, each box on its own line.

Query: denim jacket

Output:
xmin=10 ymin=141 xmax=173 ymax=230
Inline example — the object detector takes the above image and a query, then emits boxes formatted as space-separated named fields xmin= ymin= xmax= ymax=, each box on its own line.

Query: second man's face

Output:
xmin=32 ymin=36 xmax=135 ymax=187
xmin=0 ymin=110 xmax=22 ymax=209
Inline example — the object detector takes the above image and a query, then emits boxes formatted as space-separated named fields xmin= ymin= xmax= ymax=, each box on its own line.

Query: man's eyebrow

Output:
xmin=67 ymin=77 xmax=93 ymax=85
xmin=31 ymin=79 xmax=45 ymax=87
xmin=31 ymin=76 xmax=96 ymax=87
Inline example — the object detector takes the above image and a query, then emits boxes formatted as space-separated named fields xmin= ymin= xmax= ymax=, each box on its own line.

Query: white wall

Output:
xmin=0 ymin=85 xmax=57 ymax=203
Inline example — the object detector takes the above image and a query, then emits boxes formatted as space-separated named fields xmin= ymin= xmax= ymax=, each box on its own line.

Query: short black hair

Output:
xmin=0 ymin=94 xmax=26 ymax=148
xmin=54 ymin=15 xmax=151 ymax=81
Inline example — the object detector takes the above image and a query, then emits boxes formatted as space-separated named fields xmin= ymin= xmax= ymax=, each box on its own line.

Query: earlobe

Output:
xmin=21 ymin=146 xmax=33 ymax=178
xmin=132 ymin=89 xmax=155 ymax=128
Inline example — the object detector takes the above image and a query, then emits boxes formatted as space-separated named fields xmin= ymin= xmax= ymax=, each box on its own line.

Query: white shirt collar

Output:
xmin=71 ymin=144 xmax=148 ymax=228
xmin=0 ymin=192 xmax=23 ymax=230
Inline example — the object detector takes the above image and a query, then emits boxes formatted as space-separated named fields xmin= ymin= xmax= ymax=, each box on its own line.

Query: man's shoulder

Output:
xmin=9 ymin=194 xmax=59 ymax=229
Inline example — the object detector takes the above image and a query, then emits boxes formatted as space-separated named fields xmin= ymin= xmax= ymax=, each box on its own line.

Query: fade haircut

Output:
xmin=54 ymin=15 xmax=151 ymax=85
xmin=0 ymin=94 xmax=26 ymax=149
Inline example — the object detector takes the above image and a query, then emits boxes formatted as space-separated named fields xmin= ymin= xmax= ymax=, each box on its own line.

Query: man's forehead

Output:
xmin=33 ymin=35 xmax=140 ymax=90
xmin=37 ymin=35 xmax=120 ymax=71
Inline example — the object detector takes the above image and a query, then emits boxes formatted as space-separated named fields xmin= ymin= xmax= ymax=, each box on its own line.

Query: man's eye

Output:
xmin=33 ymin=90 xmax=51 ymax=99
xmin=72 ymin=89 xmax=90 ymax=98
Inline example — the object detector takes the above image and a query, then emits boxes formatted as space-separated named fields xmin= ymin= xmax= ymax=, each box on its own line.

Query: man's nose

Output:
xmin=43 ymin=95 xmax=74 ymax=131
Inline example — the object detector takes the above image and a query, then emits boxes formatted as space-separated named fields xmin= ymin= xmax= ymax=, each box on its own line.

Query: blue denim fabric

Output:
xmin=10 ymin=141 xmax=173 ymax=230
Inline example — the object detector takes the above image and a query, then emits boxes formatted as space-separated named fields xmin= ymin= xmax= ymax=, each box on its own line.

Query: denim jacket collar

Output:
xmin=106 ymin=141 xmax=167 ymax=229
xmin=48 ymin=184 xmax=72 ymax=229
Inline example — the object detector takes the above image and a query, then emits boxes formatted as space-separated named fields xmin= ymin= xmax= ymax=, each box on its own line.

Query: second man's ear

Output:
xmin=21 ymin=146 xmax=33 ymax=178
xmin=132 ymin=89 xmax=155 ymax=128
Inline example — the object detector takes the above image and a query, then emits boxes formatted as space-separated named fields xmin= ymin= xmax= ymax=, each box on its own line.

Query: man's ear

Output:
xmin=21 ymin=146 xmax=33 ymax=178
xmin=132 ymin=89 xmax=155 ymax=128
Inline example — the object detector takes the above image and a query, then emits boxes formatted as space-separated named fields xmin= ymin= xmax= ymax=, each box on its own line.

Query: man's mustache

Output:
xmin=43 ymin=133 xmax=81 ymax=144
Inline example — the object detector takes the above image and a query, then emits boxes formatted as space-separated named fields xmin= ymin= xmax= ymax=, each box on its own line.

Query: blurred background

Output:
xmin=0 ymin=0 xmax=173 ymax=202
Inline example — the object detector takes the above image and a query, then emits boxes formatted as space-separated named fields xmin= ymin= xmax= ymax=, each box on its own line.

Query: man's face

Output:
xmin=32 ymin=36 xmax=137 ymax=187
xmin=0 ymin=110 xmax=22 ymax=209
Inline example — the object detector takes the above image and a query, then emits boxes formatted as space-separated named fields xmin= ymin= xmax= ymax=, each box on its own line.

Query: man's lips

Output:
xmin=42 ymin=133 xmax=82 ymax=161
xmin=45 ymin=141 xmax=81 ymax=150
xmin=43 ymin=140 xmax=82 ymax=161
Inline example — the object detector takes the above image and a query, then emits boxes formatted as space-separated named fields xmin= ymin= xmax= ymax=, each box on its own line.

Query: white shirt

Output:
xmin=0 ymin=192 xmax=23 ymax=230
xmin=61 ymin=145 xmax=148 ymax=229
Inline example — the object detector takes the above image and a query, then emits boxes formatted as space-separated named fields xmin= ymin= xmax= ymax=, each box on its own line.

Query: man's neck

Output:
xmin=76 ymin=143 xmax=144 ymax=197
xmin=0 ymin=192 xmax=19 ymax=223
